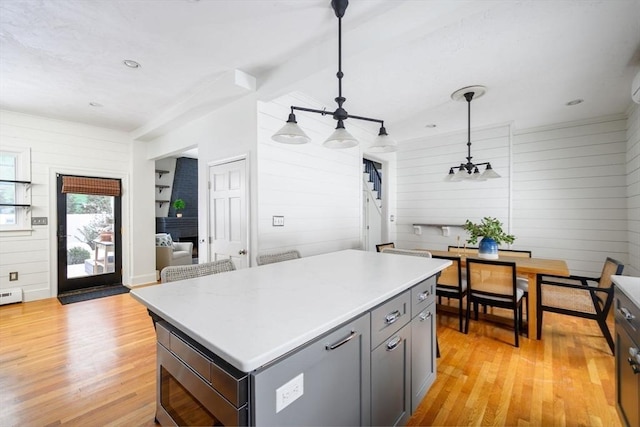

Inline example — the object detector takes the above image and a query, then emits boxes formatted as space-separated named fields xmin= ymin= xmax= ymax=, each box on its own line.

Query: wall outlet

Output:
xmin=272 ymin=216 xmax=285 ymax=227
xmin=9 ymin=272 xmax=18 ymax=281
xmin=31 ymin=217 xmax=48 ymax=226
xmin=275 ymin=373 xmax=304 ymax=413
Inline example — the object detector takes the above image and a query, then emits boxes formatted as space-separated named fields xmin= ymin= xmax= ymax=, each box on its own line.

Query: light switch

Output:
xmin=272 ymin=216 xmax=285 ymax=227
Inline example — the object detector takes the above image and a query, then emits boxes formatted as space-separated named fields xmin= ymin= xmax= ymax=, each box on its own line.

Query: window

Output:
xmin=0 ymin=147 xmax=31 ymax=231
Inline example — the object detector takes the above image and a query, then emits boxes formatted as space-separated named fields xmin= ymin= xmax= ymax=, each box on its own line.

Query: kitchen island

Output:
xmin=131 ymin=249 xmax=450 ymax=426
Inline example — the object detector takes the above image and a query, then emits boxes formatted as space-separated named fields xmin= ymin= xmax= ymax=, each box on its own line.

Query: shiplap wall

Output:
xmin=256 ymin=93 xmax=372 ymax=257
xmin=394 ymin=124 xmax=512 ymax=251
xmin=513 ymin=116 xmax=629 ymax=276
xmin=626 ymin=105 xmax=639 ymax=276
xmin=394 ymin=114 xmax=633 ymax=278
xmin=0 ymin=111 xmax=132 ymax=301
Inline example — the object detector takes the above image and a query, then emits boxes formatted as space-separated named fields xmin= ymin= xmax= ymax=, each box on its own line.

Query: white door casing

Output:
xmin=208 ymin=159 xmax=248 ymax=268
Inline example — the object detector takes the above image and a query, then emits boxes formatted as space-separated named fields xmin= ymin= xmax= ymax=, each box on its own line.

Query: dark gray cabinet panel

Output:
xmin=371 ymin=323 xmax=411 ymax=427
xmin=411 ymin=304 xmax=436 ymax=413
xmin=615 ymin=288 xmax=640 ymax=427
xmin=251 ymin=314 xmax=371 ymax=426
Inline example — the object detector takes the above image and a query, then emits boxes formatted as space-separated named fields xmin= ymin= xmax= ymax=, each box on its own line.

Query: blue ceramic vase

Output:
xmin=478 ymin=237 xmax=499 ymax=259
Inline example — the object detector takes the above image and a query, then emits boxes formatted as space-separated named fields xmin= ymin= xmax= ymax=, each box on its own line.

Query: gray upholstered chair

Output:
xmin=256 ymin=250 xmax=301 ymax=266
xmin=160 ymin=259 xmax=236 ymax=283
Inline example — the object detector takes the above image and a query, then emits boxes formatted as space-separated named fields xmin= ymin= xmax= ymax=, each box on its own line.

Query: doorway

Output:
xmin=208 ymin=158 xmax=249 ymax=268
xmin=56 ymin=174 xmax=122 ymax=293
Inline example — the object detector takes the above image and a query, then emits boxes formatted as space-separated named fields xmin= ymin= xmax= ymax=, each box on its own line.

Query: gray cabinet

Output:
xmin=615 ymin=287 xmax=640 ymax=427
xmin=251 ymin=313 xmax=371 ymax=426
xmin=371 ymin=323 xmax=411 ymax=426
xmin=410 ymin=276 xmax=437 ymax=413
xmin=370 ymin=289 xmax=412 ymax=426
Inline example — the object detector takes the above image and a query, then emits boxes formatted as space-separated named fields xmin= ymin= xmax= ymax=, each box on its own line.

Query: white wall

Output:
xmin=393 ymin=124 xmax=512 ymax=251
xmin=148 ymin=94 xmax=259 ymax=264
xmin=0 ymin=110 xmax=149 ymax=300
xmin=256 ymin=92 xmax=373 ymax=258
xmin=626 ymin=104 xmax=639 ymax=276
xmin=512 ymin=115 xmax=629 ymax=276
xmin=393 ymin=114 xmax=634 ymax=278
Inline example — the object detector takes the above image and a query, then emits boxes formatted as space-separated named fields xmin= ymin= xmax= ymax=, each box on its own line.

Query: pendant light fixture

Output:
xmin=271 ymin=0 xmax=396 ymax=151
xmin=445 ymin=85 xmax=500 ymax=181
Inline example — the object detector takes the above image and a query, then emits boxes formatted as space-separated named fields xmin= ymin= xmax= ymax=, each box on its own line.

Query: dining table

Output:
xmin=425 ymin=249 xmax=570 ymax=339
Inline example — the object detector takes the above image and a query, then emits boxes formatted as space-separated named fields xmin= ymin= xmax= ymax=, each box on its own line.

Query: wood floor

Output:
xmin=0 ymin=292 xmax=621 ymax=427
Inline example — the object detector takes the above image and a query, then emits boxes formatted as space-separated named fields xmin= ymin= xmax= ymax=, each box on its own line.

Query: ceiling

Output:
xmin=1 ymin=0 xmax=639 ymax=144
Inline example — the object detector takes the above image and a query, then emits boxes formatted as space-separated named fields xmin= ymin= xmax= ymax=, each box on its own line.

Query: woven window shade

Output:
xmin=61 ymin=176 xmax=121 ymax=197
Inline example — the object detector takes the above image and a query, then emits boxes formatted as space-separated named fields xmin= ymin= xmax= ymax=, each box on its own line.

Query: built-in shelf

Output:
xmin=413 ymin=223 xmax=463 ymax=228
xmin=155 ymin=169 xmax=170 ymax=179
xmin=155 ymin=185 xmax=170 ymax=193
xmin=0 ymin=179 xmax=32 ymax=185
xmin=0 ymin=203 xmax=31 ymax=207
xmin=156 ymin=200 xmax=171 ymax=207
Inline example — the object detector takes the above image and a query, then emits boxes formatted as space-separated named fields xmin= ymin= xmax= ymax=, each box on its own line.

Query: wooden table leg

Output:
xmin=526 ymin=272 xmax=538 ymax=338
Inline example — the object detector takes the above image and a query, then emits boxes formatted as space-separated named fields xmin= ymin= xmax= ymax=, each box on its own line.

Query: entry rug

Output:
xmin=58 ymin=284 xmax=130 ymax=305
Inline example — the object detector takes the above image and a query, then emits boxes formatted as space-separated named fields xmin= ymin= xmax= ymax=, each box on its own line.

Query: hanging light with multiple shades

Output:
xmin=271 ymin=0 xmax=396 ymax=152
xmin=445 ymin=85 xmax=500 ymax=181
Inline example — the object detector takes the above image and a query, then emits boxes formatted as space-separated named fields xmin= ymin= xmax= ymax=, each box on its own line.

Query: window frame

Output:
xmin=0 ymin=147 xmax=32 ymax=232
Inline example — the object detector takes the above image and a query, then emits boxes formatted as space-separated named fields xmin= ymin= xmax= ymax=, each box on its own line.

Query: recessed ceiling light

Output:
xmin=123 ymin=59 xmax=141 ymax=69
xmin=425 ymin=124 xmax=437 ymax=128
xmin=566 ymin=99 xmax=584 ymax=106
xmin=89 ymin=102 xmax=103 ymax=107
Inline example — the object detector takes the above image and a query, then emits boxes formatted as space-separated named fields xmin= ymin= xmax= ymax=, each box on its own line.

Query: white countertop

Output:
xmin=131 ymin=249 xmax=450 ymax=372
xmin=612 ymin=275 xmax=640 ymax=308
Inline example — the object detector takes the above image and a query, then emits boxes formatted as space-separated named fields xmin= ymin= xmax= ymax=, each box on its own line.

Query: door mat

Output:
xmin=58 ymin=285 xmax=130 ymax=305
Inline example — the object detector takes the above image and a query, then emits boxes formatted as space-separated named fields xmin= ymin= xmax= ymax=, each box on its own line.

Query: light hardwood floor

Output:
xmin=0 ymin=292 xmax=621 ymax=426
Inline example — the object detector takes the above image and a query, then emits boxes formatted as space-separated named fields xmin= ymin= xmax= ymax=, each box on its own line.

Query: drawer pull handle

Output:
xmin=326 ymin=330 xmax=357 ymax=351
xmin=386 ymin=335 xmax=402 ymax=351
xmin=418 ymin=291 xmax=429 ymax=301
xmin=619 ymin=307 xmax=636 ymax=321
xmin=385 ymin=310 xmax=401 ymax=324
xmin=419 ymin=311 xmax=432 ymax=321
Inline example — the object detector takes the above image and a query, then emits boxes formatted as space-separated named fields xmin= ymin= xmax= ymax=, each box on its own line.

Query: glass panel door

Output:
xmin=57 ymin=174 xmax=122 ymax=293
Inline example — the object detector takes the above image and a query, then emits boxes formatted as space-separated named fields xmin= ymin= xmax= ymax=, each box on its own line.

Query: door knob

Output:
xmin=239 ymin=249 xmax=247 ymax=255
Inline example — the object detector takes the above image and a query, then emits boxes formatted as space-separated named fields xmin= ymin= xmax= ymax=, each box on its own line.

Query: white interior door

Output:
xmin=208 ymin=159 xmax=248 ymax=268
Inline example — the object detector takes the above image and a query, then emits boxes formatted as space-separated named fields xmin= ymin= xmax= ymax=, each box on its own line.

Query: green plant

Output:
xmin=172 ymin=198 xmax=185 ymax=211
xmin=463 ymin=216 xmax=515 ymax=245
xmin=67 ymin=247 xmax=90 ymax=265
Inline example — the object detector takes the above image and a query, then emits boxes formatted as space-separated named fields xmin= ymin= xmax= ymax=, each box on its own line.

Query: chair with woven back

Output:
xmin=160 ymin=259 xmax=236 ymax=283
xmin=256 ymin=249 xmax=301 ymax=266
xmin=432 ymin=255 xmax=467 ymax=332
xmin=536 ymin=257 xmax=624 ymax=354
xmin=376 ymin=242 xmax=395 ymax=252
xmin=465 ymin=258 xmax=524 ymax=347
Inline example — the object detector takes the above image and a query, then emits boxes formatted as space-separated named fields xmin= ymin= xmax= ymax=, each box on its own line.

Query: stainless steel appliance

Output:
xmin=155 ymin=321 xmax=248 ymax=426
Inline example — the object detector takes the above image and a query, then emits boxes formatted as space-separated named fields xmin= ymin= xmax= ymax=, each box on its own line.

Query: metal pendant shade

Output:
xmin=271 ymin=0 xmax=395 ymax=152
xmin=445 ymin=85 xmax=500 ymax=181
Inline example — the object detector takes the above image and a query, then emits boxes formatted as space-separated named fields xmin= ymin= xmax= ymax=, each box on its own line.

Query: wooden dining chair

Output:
xmin=536 ymin=257 xmax=624 ymax=354
xmin=465 ymin=258 xmax=524 ymax=347
xmin=433 ymin=255 xmax=467 ymax=332
xmin=498 ymin=249 xmax=532 ymax=320
xmin=376 ymin=242 xmax=395 ymax=252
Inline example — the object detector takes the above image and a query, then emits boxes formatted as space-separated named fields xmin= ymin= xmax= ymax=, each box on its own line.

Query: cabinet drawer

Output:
xmin=615 ymin=288 xmax=640 ymax=339
xmin=371 ymin=290 xmax=411 ymax=349
xmin=411 ymin=276 xmax=436 ymax=317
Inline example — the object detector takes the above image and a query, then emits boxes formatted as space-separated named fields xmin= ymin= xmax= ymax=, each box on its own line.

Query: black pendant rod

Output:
xmin=465 ymin=92 xmax=473 ymax=169
xmin=287 ymin=0 xmax=385 ymax=128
